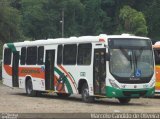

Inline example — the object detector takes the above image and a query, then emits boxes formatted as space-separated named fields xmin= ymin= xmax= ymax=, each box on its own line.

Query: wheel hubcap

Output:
xmin=83 ymin=89 xmax=89 ymax=101
xmin=27 ymin=82 xmax=32 ymax=94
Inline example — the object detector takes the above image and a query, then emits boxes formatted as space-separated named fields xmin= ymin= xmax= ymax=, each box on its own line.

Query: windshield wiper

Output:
xmin=133 ymin=51 xmax=138 ymax=69
xmin=129 ymin=52 xmax=133 ymax=69
xmin=120 ymin=49 xmax=133 ymax=69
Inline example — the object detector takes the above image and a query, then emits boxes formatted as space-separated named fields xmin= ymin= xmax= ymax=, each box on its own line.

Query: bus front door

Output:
xmin=94 ymin=49 xmax=106 ymax=95
xmin=12 ymin=51 xmax=19 ymax=87
xmin=45 ymin=50 xmax=55 ymax=90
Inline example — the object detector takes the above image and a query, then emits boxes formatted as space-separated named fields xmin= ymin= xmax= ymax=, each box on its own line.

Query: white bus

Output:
xmin=2 ymin=34 xmax=155 ymax=104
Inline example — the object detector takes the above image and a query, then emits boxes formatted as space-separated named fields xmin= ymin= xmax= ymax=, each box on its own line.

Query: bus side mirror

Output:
xmin=106 ymin=53 xmax=110 ymax=61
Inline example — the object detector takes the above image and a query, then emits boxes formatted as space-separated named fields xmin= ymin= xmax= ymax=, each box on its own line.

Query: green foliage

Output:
xmin=143 ymin=0 xmax=160 ymax=40
xmin=21 ymin=0 xmax=49 ymax=39
xmin=0 ymin=0 xmax=160 ymax=43
xmin=21 ymin=0 xmax=84 ymax=38
xmin=60 ymin=0 xmax=85 ymax=37
xmin=118 ymin=5 xmax=147 ymax=36
xmin=20 ymin=0 xmax=111 ymax=38
xmin=0 ymin=0 xmax=22 ymax=42
xmin=82 ymin=0 xmax=111 ymax=35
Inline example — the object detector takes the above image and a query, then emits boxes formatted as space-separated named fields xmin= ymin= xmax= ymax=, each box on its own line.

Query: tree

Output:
xmin=82 ymin=0 xmax=111 ymax=35
xmin=62 ymin=0 xmax=85 ymax=37
xmin=21 ymin=0 xmax=50 ymax=39
xmin=21 ymin=0 xmax=84 ymax=39
xmin=5 ymin=0 xmax=159 ymax=40
xmin=118 ymin=5 xmax=147 ymax=36
xmin=0 ymin=0 xmax=22 ymax=42
xmin=143 ymin=0 xmax=160 ymax=40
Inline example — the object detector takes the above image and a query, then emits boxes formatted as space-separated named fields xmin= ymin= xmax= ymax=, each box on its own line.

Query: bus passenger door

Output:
xmin=12 ymin=51 xmax=19 ymax=87
xmin=45 ymin=50 xmax=55 ymax=90
xmin=93 ymin=49 xmax=106 ymax=95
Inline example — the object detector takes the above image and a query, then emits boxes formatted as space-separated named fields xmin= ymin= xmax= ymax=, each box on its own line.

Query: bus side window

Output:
xmin=63 ymin=44 xmax=77 ymax=65
xmin=26 ymin=46 xmax=37 ymax=65
xmin=38 ymin=46 xmax=44 ymax=65
xmin=20 ymin=47 xmax=26 ymax=65
xmin=4 ymin=48 xmax=12 ymax=65
xmin=77 ymin=43 xmax=92 ymax=65
xmin=57 ymin=45 xmax=63 ymax=65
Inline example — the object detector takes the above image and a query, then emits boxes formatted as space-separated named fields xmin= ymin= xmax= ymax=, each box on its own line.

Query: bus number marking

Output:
xmin=80 ymin=72 xmax=86 ymax=77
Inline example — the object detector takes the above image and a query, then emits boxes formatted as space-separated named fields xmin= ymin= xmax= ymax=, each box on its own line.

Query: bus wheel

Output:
xmin=118 ymin=98 xmax=131 ymax=104
xmin=57 ymin=93 xmax=71 ymax=98
xmin=81 ymin=83 xmax=94 ymax=103
xmin=26 ymin=79 xmax=36 ymax=97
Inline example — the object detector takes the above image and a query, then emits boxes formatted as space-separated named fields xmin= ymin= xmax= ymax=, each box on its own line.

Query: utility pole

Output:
xmin=61 ymin=9 xmax=64 ymax=38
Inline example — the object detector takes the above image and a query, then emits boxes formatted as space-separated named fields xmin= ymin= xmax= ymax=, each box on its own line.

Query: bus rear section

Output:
xmin=153 ymin=42 xmax=160 ymax=94
xmin=2 ymin=43 xmax=19 ymax=88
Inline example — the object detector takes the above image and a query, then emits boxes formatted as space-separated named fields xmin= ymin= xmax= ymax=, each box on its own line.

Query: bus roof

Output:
xmin=3 ymin=34 xmax=150 ymax=47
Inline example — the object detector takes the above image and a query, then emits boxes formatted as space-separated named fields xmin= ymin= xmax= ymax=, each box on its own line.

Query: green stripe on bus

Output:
xmin=7 ymin=43 xmax=17 ymax=52
xmin=68 ymin=72 xmax=77 ymax=88
xmin=54 ymin=67 xmax=73 ymax=93
xmin=68 ymin=72 xmax=75 ymax=81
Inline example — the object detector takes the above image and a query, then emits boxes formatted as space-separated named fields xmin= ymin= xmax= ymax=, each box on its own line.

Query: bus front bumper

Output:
xmin=106 ymin=86 xmax=155 ymax=98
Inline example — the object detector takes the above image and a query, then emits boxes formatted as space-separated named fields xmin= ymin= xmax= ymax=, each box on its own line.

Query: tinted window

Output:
xmin=4 ymin=48 xmax=12 ymax=65
xmin=57 ymin=45 xmax=63 ymax=65
xmin=154 ymin=49 xmax=160 ymax=65
xmin=77 ymin=43 xmax=92 ymax=65
xmin=20 ymin=47 xmax=26 ymax=65
xmin=63 ymin=44 xmax=77 ymax=65
xmin=26 ymin=46 xmax=37 ymax=65
xmin=38 ymin=46 xmax=44 ymax=65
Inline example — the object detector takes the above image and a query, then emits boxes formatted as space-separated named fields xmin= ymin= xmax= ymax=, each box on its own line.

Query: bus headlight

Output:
xmin=150 ymin=81 xmax=155 ymax=88
xmin=109 ymin=79 xmax=120 ymax=89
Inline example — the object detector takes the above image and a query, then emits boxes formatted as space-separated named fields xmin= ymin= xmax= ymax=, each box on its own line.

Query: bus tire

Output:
xmin=26 ymin=79 xmax=36 ymax=97
xmin=81 ymin=83 xmax=94 ymax=103
xmin=57 ymin=93 xmax=71 ymax=98
xmin=118 ymin=98 xmax=131 ymax=104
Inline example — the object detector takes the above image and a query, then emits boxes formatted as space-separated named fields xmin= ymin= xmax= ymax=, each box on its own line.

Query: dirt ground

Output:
xmin=0 ymin=82 xmax=160 ymax=114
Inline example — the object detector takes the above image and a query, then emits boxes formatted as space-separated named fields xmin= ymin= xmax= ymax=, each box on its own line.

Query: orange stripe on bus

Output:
xmin=4 ymin=65 xmax=12 ymax=76
xmin=58 ymin=65 xmax=75 ymax=84
xmin=58 ymin=65 xmax=77 ymax=92
xmin=155 ymin=66 xmax=160 ymax=82
xmin=4 ymin=65 xmax=45 ymax=79
xmin=156 ymin=87 xmax=160 ymax=90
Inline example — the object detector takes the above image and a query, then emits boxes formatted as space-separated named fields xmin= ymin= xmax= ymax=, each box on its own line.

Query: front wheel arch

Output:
xmin=78 ymin=79 xmax=88 ymax=94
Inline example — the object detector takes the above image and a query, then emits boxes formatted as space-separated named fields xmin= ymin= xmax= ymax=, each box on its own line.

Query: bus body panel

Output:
xmin=153 ymin=43 xmax=160 ymax=93
xmin=155 ymin=66 xmax=160 ymax=92
xmin=2 ymin=34 xmax=155 ymax=99
xmin=106 ymin=65 xmax=155 ymax=97
xmin=2 ymin=65 xmax=13 ymax=87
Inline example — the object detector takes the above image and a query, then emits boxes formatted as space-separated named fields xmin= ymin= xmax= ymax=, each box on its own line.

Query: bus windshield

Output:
xmin=109 ymin=38 xmax=154 ymax=78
